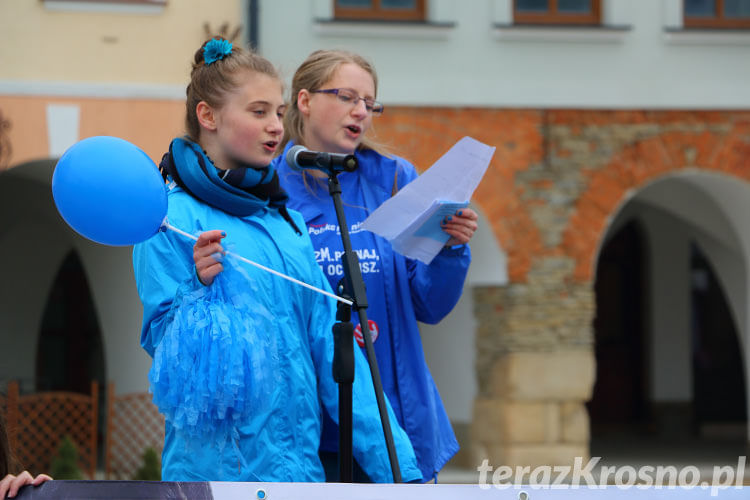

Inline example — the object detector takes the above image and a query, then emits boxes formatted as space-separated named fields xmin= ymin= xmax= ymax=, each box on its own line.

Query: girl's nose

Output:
xmin=269 ymin=115 xmax=283 ymax=134
xmin=351 ymin=98 xmax=368 ymax=117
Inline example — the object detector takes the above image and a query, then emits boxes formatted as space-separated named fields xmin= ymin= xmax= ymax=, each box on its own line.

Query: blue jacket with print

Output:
xmin=133 ymin=183 xmax=420 ymax=483
xmin=275 ymin=143 xmax=470 ymax=481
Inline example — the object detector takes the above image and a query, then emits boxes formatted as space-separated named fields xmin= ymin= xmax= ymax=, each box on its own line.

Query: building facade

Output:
xmin=1 ymin=0 xmax=749 ymax=472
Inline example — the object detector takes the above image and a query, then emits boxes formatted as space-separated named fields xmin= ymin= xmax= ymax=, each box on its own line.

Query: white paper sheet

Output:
xmin=362 ymin=136 xmax=496 ymax=264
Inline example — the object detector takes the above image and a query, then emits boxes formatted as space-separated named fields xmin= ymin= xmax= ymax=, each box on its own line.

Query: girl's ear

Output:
xmin=297 ymin=89 xmax=312 ymax=116
xmin=196 ymin=101 xmax=217 ymax=131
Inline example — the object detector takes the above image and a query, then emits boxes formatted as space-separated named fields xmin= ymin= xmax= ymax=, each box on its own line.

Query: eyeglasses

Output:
xmin=312 ymin=88 xmax=384 ymax=115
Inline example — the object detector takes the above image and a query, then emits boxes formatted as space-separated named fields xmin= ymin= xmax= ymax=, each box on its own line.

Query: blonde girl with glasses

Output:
xmin=274 ymin=49 xmax=478 ymax=483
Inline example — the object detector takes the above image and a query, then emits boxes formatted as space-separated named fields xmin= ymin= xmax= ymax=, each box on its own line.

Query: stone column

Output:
xmin=471 ymin=257 xmax=596 ymax=469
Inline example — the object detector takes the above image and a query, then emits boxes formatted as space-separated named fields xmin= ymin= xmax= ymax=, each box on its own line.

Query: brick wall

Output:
xmin=377 ymin=108 xmax=750 ymax=284
xmin=376 ymin=108 xmax=750 ymax=467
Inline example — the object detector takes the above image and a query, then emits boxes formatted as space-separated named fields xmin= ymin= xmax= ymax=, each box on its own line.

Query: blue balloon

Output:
xmin=52 ymin=136 xmax=167 ymax=246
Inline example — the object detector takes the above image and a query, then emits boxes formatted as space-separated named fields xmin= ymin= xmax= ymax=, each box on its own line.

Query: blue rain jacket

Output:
xmin=275 ymin=143 xmax=471 ymax=481
xmin=133 ymin=183 xmax=420 ymax=483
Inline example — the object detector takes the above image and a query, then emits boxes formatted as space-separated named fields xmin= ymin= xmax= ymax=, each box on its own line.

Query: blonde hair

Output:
xmin=282 ymin=49 xmax=386 ymax=154
xmin=185 ymin=37 xmax=280 ymax=141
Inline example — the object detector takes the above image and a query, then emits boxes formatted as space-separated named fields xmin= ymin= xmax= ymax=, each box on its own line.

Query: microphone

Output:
xmin=285 ymin=145 xmax=358 ymax=174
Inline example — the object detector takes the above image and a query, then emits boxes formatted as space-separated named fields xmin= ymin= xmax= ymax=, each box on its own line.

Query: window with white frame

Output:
xmin=684 ymin=0 xmax=750 ymax=28
xmin=514 ymin=0 xmax=601 ymax=25
xmin=334 ymin=0 xmax=426 ymax=21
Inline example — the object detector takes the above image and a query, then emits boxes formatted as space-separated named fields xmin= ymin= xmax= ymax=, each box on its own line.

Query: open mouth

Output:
xmin=346 ymin=125 xmax=361 ymax=134
xmin=263 ymin=140 xmax=278 ymax=151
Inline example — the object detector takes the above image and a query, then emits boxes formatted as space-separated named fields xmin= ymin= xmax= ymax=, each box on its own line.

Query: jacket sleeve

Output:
xmin=407 ymin=244 xmax=471 ymax=325
xmin=303 ymin=253 xmax=422 ymax=482
xmin=132 ymin=227 xmax=202 ymax=357
xmin=394 ymin=157 xmax=473 ymax=325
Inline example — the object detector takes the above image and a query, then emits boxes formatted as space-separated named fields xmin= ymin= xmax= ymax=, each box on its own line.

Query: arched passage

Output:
xmin=469 ymin=111 xmax=750 ymax=470
xmin=691 ymin=243 xmax=747 ymax=435
xmin=590 ymin=171 xmax=750 ymax=461
xmin=36 ymin=250 xmax=106 ymax=394
xmin=589 ymin=220 xmax=649 ymax=433
xmin=0 ymin=160 xmax=150 ymax=395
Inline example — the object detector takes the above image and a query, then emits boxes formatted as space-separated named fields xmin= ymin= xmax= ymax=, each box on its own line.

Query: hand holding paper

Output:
xmin=362 ymin=136 xmax=495 ymax=264
xmin=441 ymin=206 xmax=479 ymax=247
xmin=413 ymin=200 xmax=470 ymax=241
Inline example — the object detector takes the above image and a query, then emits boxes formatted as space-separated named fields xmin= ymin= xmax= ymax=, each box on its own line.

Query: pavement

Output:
xmin=437 ymin=434 xmax=750 ymax=486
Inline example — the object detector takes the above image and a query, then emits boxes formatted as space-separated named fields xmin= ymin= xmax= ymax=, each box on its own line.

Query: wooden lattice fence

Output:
xmin=5 ymin=380 xmax=98 ymax=478
xmin=105 ymin=382 xmax=164 ymax=479
xmin=2 ymin=381 xmax=165 ymax=479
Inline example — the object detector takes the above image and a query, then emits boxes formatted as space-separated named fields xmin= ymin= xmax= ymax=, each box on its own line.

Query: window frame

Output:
xmin=334 ymin=0 xmax=426 ymax=22
xmin=41 ymin=0 xmax=167 ymax=13
xmin=513 ymin=0 xmax=601 ymax=26
xmin=43 ymin=0 xmax=166 ymax=4
xmin=684 ymin=0 xmax=750 ymax=29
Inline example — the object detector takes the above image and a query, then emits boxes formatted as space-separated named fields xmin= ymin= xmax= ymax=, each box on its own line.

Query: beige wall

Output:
xmin=0 ymin=95 xmax=183 ymax=166
xmin=0 ymin=0 xmax=244 ymax=84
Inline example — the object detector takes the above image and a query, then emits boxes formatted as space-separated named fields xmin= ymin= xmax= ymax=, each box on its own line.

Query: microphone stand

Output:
xmin=326 ymin=168 xmax=402 ymax=483
xmin=331 ymin=279 xmax=353 ymax=483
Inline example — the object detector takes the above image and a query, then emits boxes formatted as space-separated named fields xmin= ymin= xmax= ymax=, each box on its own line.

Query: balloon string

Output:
xmin=163 ymin=222 xmax=353 ymax=306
